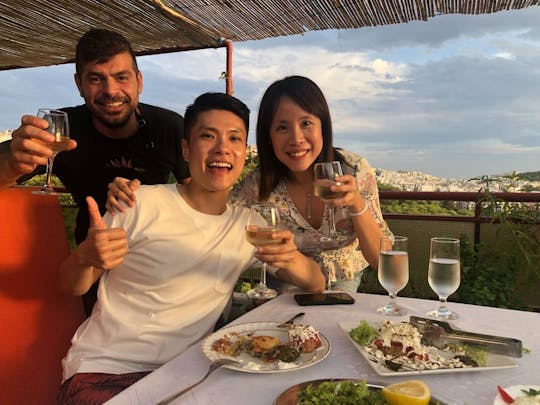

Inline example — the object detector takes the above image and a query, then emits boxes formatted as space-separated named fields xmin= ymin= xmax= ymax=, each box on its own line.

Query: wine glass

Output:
xmin=313 ymin=161 xmax=345 ymax=242
xmin=426 ymin=237 xmax=461 ymax=320
xmin=33 ymin=109 xmax=70 ymax=195
xmin=377 ymin=235 xmax=409 ymax=316
xmin=245 ymin=204 xmax=282 ymax=302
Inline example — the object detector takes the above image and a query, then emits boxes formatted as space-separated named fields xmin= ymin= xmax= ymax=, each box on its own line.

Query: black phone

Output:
xmin=294 ymin=292 xmax=355 ymax=306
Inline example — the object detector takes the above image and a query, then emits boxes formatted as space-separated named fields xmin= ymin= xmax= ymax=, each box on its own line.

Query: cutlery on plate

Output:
xmin=410 ymin=316 xmax=523 ymax=357
xmin=278 ymin=312 xmax=305 ymax=327
xmin=156 ymin=358 xmax=239 ymax=404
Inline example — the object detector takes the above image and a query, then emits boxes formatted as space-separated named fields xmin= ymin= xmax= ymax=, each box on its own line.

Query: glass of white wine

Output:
xmin=33 ymin=108 xmax=70 ymax=195
xmin=313 ymin=161 xmax=346 ymax=242
xmin=426 ymin=237 xmax=461 ymax=320
xmin=245 ymin=204 xmax=282 ymax=301
xmin=377 ymin=235 xmax=409 ymax=316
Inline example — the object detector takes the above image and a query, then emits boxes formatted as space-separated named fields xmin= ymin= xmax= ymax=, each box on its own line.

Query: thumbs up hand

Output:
xmin=76 ymin=196 xmax=128 ymax=270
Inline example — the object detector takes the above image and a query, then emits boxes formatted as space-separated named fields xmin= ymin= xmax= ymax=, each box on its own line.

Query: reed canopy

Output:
xmin=0 ymin=0 xmax=538 ymax=70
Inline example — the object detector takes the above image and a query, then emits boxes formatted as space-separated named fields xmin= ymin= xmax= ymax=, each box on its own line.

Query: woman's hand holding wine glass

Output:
xmin=313 ymin=161 xmax=346 ymax=242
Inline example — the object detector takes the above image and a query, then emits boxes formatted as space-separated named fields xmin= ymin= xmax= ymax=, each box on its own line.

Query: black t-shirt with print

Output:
xmin=53 ymin=103 xmax=188 ymax=244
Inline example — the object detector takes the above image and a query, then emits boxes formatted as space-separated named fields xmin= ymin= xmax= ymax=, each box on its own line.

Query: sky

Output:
xmin=1 ymin=7 xmax=539 ymax=179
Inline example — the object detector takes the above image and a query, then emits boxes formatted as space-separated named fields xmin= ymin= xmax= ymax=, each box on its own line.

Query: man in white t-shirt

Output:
xmin=56 ymin=93 xmax=325 ymax=404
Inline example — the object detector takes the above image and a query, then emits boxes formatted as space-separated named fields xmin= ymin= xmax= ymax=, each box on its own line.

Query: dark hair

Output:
xmin=257 ymin=75 xmax=335 ymax=200
xmin=75 ymin=29 xmax=138 ymax=76
xmin=183 ymin=93 xmax=250 ymax=140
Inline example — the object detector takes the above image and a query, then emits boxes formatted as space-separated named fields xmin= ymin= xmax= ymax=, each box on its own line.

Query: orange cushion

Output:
xmin=0 ymin=187 xmax=85 ymax=405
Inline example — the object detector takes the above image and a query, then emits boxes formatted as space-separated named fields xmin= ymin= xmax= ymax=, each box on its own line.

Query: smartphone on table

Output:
xmin=294 ymin=292 xmax=355 ymax=306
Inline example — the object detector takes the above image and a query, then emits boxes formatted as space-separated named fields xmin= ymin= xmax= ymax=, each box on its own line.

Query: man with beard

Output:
xmin=0 ymin=29 xmax=188 ymax=315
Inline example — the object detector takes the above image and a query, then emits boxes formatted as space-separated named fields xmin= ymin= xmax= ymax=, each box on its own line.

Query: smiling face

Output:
xmin=182 ymin=109 xmax=247 ymax=195
xmin=75 ymin=51 xmax=142 ymax=137
xmin=269 ymin=96 xmax=323 ymax=174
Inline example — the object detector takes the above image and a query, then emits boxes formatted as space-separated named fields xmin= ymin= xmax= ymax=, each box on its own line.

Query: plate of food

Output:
xmin=494 ymin=385 xmax=540 ymax=404
xmin=339 ymin=320 xmax=517 ymax=376
xmin=273 ymin=378 xmax=448 ymax=405
xmin=202 ymin=321 xmax=330 ymax=373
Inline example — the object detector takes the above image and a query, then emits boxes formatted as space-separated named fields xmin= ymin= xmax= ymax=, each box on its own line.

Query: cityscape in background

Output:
xmin=1 ymin=132 xmax=538 ymax=193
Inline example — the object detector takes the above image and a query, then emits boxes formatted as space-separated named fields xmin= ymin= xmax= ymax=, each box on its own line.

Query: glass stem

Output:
xmin=328 ymin=205 xmax=337 ymax=235
xmin=45 ymin=156 xmax=55 ymax=190
xmin=259 ymin=262 xmax=267 ymax=287
xmin=438 ymin=296 xmax=448 ymax=312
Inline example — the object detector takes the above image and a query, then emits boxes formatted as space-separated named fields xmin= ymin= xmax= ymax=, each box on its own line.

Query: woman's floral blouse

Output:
xmin=230 ymin=148 xmax=391 ymax=283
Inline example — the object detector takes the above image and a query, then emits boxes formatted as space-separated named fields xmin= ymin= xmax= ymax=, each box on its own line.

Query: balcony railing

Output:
xmin=366 ymin=190 xmax=540 ymax=312
xmin=379 ymin=190 xmax=540 ymax=245
xmin=26 ymin=186 xmax=539 ymax=311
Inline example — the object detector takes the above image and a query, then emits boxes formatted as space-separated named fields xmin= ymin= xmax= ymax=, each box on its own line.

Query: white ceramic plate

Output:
xmin=493 ymin=385 xmax=540 ymax=405
xmin=202 ymin=321 xmax=330 ymax=373
xmin=339 ymin=321 xmax=517 ymax=376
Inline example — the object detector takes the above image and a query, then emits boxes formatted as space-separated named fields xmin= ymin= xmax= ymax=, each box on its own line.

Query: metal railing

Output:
xmin=379 ymin=190 xmax=540 ymax=246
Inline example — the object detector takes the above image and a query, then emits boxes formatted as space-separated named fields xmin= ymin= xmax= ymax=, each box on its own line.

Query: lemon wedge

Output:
xmin=382 ymin=380 xmax=431 ymax=405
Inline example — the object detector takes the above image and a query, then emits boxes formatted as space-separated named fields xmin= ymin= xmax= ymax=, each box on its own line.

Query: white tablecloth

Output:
xmin=108 ymin=292 xmax=540 ymax=405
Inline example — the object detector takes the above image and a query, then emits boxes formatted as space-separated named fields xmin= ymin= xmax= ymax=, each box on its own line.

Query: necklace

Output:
xmin=306 ymin=193 xmax=312 ymax=219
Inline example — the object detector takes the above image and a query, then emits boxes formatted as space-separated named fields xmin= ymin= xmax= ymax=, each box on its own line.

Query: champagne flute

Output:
xmin=245 ymin=204 xmax=282 ymax=301
xmin=33 ymin=109 xmax=70 ymax=195
xmin=377 ymin=235 xmax=409 ymax=316
xmin=426 ymin=237 xmax=461 ymax=320
xmin=313 ymin=161 xmax=345 ymax=242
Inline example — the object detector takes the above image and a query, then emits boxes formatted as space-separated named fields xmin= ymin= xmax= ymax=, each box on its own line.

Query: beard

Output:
xmin=90 ymin=96 xmax=137 ymax=129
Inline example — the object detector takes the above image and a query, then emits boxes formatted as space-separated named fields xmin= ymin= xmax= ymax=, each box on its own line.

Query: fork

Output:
xmin=156 ymin=358 xmax=239 ymax=404
xmin=278 ymin=312 xmax=305 ymax=327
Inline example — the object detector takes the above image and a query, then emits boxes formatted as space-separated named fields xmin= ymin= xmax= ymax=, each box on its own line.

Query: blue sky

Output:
xmin=1 ymin=7 xmax=539 ymax=179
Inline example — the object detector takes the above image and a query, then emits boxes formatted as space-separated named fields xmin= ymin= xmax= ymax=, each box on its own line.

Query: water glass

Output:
xmin=377 ymin=235 xmax=409 ymax=316
xmin=426 ymin=237 xmax=461 ymax=320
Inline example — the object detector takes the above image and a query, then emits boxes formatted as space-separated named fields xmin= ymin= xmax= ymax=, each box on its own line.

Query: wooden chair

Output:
xmin=0 ymin=187 xmax=85 ymax=405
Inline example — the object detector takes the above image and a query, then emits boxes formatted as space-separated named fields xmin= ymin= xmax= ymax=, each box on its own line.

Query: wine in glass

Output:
xmin=245 ymin=204 xmax=282 ymax=302
xmin=313 ymin=161 xmax=345 ymax=242
xmin=377 ymin=235 xmax=409 ymax=316
xmin=426 ymin=237 xmax=461 ymax=320
xmin=33 ymin=109 xmax=70 ymax=195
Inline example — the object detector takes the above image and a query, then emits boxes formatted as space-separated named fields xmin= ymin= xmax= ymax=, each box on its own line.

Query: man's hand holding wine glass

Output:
xmin=253 ymin=228 xmax=299 ymax=269
xmin=7 ymin=114 xmax=77 ymax=178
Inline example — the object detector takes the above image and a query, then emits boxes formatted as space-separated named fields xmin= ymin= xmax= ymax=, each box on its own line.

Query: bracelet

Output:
xmin=349 ymin=203 xmax=368 ymax=217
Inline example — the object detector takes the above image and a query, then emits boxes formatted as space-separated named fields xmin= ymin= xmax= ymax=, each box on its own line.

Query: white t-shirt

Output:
xmin=62 ymin=183 xmax=256 ymax=380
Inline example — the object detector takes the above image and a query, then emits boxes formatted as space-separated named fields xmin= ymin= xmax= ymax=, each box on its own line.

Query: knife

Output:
xmin=410 ymin=316 xmax=523 ymax=358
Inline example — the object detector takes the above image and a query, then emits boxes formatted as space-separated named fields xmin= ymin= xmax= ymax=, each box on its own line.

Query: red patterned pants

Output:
xmin=57 ymin=371 xmax=151 ymax=404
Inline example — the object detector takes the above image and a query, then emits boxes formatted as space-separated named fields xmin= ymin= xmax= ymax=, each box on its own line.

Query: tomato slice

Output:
xmin=497 ymin=385 xmax=515 ymax=404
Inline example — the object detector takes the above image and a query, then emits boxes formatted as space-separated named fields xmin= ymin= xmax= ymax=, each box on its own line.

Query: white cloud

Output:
xmin=1 ymin=7 xmax=539 ymax=178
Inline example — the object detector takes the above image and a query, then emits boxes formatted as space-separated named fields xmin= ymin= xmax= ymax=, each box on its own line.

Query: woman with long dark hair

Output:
xmin=231 ymin=75 xmax=390 ymax=293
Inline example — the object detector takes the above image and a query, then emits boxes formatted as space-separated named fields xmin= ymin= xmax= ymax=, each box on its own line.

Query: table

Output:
xmin=108 ymin=292 xmax=540 ymax=405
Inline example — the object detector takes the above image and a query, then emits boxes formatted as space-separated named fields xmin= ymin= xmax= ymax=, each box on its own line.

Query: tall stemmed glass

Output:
xmin=33 ymin=109 xmax=70 ymax=195
xmin=313 ymin=161 xmax=345 ymax=242
xmin=245 ymin=204 xmax=282 ymax=301
xmin=377 ymin=235 xmax=409 ymax=316
xmin=427 ymin=237 xmax=461 ymax=320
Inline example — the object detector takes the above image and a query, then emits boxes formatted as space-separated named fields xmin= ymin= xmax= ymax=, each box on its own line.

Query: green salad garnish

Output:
xmin=348 ymin=320 xmax=378 ymax=346
xmin=298 ymin=381 xmax=387 ymax=405
xmin=448 ymin=344 xmax=488 ymax=367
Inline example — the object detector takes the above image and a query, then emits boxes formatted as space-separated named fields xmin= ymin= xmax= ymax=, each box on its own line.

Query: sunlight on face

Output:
xmin=182 ymin=109 xmax=247 ymax=194
xmin=270 ymin=97 xmax=323 ymax=174
xmin=76 ymin=51 xmax=142 ymax=135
